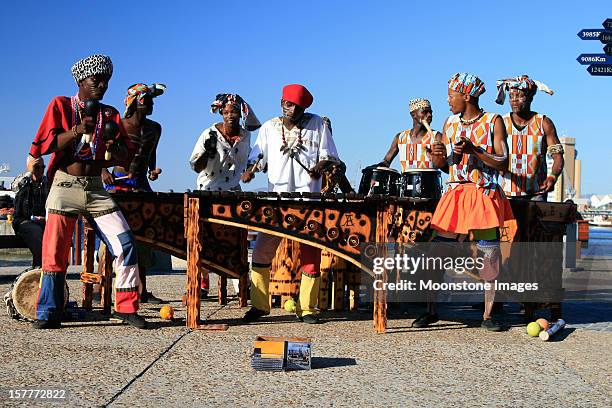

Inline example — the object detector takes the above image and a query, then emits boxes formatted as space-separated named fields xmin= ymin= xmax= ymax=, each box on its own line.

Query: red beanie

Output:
xmin=281 ymin=84 xmax=313 ymax=109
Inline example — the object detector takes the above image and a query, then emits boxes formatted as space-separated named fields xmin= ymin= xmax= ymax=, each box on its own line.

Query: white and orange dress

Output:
xmin=431 ymin=113 xmax=514 ymax=235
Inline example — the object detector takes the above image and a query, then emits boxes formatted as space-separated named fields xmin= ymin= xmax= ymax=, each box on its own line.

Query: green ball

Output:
xmin=284 ymin=299 xmax=296 ymax=313
xmin=527 ymin=322 xmax=541 ymax=337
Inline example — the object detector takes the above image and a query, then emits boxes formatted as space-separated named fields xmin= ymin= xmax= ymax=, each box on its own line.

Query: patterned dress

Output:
xmin=397 ymin=129 xmax=437 ymax=171
xmin=500 ymin=113 xmax=547 ymax=197
xmin=443 ymin=112 xmax=499 ymax=196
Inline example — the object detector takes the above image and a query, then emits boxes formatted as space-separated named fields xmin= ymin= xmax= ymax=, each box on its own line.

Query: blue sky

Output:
xmin=0 ymin=1 xmax=610 ymax=195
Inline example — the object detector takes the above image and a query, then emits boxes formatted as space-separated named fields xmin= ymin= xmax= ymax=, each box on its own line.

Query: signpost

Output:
xmin=600 ymin=32 xmax=612 ymax=44
xmin=577 ymin=29 xmax=604 ymax=40
xmin=587 ymin=64 xmax=612 ymax=76
xmin=576 ymin=54 xmax=612 ymax=64
xmin=578 ymin=20 xmax=612 ymax=75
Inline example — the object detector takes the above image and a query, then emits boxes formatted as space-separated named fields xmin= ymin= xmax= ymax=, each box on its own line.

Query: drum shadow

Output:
xmin=312 ymin=356 xmax=357 ymax=369
xmin=318 ymin=310 xmax=378 ymax=322
xmin=388 ymin=322 xmax=466 ymax=332
xmin=146 ymin=318 xmax=188 ymax=329
xmin=62 ymin=321 xmax=127 ymax=328
xmin=233 ymin=314 xmax=315 ymax=326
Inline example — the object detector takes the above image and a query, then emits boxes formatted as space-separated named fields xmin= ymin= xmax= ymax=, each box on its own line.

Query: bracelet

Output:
xmin=547 ymin=144 xmax=564 ymax=155
xmin=548 ymin=174 xmax=559 ymax=181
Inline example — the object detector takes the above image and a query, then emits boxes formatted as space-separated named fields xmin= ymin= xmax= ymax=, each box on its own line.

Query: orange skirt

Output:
xmin=431 ymin=183 xmax=514 ymax=235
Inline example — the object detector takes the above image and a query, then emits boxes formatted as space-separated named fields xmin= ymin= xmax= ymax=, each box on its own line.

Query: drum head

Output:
xmin=402 ymin=168 xmax=439 ymax=173
xmin=374 ymin=166 xmax=400 ymax=174
xmin=12 ymin=269 xmax=69 ymax=321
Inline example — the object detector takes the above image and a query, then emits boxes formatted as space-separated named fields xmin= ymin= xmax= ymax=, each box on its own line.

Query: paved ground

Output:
xmin=0 ymin=245 xmax=610 ymax=407
xmin=0 ymin=256 xmax=610 ymax=407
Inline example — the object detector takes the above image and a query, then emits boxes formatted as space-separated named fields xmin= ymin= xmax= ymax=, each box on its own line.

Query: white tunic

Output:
xmin=248 ymin=113 xmax=339 ymax=193
xmin=189 ymin=125 xmax=251 ymax=191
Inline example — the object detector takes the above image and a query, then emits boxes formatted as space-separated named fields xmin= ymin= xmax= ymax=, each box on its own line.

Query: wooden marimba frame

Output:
xmin=81 ymin=191 xmax=576 ymax=333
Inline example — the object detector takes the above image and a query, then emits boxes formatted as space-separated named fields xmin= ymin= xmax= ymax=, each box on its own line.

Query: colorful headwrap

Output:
xmin=495 ymin=75 xmax=554 ymax=105
xmin=448 ymin=72 xmax=486 ymax=98
xmin=71 ymin=54 xmax=113 ymax=83
xmin=210 ymin=93 xmax=261 ymax=131
xmin=124 ymin=83 xmax=166 ymax=116
xmin=282 ymin=84 xmax=313 ymax=109
xmin=409 ymin=98 xmax=431 ymax=113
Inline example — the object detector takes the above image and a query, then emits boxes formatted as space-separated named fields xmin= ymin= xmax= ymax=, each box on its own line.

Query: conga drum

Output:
xmin=4 ymin=268 xmax=69 ymax=321
xmin=398 ymin=169 xmax=442 ymax=199
xmin=358 ymin=166 xmax=400 ymax=196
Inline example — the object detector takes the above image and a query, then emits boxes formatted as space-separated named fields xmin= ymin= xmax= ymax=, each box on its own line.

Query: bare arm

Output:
xmin=380 ymin=133 xmax=400 ymax=166
xmin=52 ymin=117 xmax=96 ymax=152
xmin=539 ymin=115 xmax=564 ymax=192
xmin=543 ymin=116 xmax=563 ymax=177
xmin=430 ymin=120 xmax=449 ymax=170
xmin=429 ymin=131 xmax=449 ymax=173
xmin=459 ymin=115 xmax=509 ymax=171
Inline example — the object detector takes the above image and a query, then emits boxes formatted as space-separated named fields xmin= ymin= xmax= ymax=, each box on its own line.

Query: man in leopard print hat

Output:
xmin=29 ymin=54 xmax=147 ymax=329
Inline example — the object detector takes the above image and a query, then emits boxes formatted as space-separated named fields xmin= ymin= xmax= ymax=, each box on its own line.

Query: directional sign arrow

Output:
xmin=600 ymin=31 xmax=612 ymax=44
xmin=578 ymin=29 xmax=604 ymax=39
xmin=576 ymin=54 xmax=612 ymax=65
xmin=587 ymin=64 xmax=612 ymax=76
xmin=603 ymin=18 xmax=612 ymax=30
xmin=605 ymin=44 xmax=612 ymax=56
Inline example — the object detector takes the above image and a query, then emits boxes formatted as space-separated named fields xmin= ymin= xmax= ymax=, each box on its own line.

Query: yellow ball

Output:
xmin=526 ymin=322 xmax=541 ymax=337
xmin=160 ymin=305 xmax=174 ymax=320
xmin=284 ymin=299 xmax=296 ymax=313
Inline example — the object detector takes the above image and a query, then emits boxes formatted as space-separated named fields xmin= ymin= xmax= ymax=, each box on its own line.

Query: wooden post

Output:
xmin=238 ymin=229 xmax=249 ymax=307
xmin=218 ymin=275 xmax=227 ymax=305
xmin=318 ymin=250 xmax=332 ymax=311
xmin=238 ymin=273 xmax=248 ymax=307
xmin=373 ymin=205 xmax=390 ymax=333
xmin=331 ymin=265 xmax=345 ymax=311
xmin=74 ymin=217 xmax=82 ymax=266
xmin=99 ymin=242 xmax=114 ymax=315
xmin=186 ymin=198 xmax=202 ymax=328
xmin=349 ymin=285 xmax=358 ymax=311
xmin=81 ymin=221 xmax=96 ymax=310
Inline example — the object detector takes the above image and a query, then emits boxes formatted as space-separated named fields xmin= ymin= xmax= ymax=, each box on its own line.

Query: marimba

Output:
xmin=88 ymin=191 xmax=576 ymax=332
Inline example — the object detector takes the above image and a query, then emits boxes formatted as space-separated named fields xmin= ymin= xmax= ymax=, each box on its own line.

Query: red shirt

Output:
xmin=29 ymin=96 xmax=134 ymax=181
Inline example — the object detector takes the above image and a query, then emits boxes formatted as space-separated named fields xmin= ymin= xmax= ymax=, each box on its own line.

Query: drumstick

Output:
xmin=113 ymin=175 xmax=130 ymax=181
xmin=421 ymin=120 xmax=435 ymax=138
xmin=247 ymin=153 xmax=264 ymax=173
xmin=292 ymin=154 xmax=320 ymax=179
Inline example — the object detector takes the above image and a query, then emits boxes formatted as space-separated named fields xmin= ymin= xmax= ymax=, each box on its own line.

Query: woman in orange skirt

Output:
xmin=423 ymin=73 xmax=514 ymax=332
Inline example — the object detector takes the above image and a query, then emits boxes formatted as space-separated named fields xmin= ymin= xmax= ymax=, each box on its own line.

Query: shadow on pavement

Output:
xmin=312 ymin=357 xmax=357 ymax=369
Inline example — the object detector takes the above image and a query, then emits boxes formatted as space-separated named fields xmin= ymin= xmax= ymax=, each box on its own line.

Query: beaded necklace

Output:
xmin=279 ymin=116 xmax=306 ymax=156
xmin=459 ymin=109 xmax=485 ymax=126
xmin=280 ymin=119 xmax=303 ymax=147
xmin=71 ymin=94 xmax=103 ymax=160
